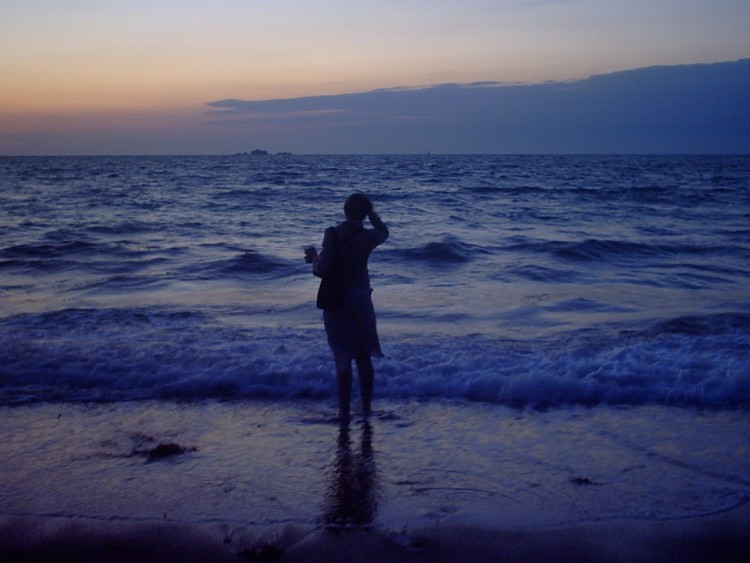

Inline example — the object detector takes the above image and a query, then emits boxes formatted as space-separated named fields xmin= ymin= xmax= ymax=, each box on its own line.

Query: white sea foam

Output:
xmin=1 ymin=307 xmax=747 ymax=407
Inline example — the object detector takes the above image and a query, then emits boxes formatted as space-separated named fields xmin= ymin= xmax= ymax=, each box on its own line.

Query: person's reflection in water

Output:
xmin=323 ymin=420 xmax=379 ymax=528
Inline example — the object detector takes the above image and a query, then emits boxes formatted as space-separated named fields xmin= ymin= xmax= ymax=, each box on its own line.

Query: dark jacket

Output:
xmin=314 ymin=214 xmax=389 ymax=291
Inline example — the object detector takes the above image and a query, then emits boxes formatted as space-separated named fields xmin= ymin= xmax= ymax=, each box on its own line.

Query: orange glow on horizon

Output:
xmin=2 ymin=0 xmax=747 ymax=154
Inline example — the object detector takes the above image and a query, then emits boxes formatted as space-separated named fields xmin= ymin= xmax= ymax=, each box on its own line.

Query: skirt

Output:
xmin=323 ymin=289 xmax=383 ymax=372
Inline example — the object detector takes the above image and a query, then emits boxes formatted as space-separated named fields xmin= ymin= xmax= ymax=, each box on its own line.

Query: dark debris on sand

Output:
xmin=129 ymin=442 xmax=197 ymax=462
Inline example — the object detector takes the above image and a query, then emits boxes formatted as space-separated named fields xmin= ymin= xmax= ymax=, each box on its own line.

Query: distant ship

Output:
xmin=233 ymin=149 xmax=291 ymax=156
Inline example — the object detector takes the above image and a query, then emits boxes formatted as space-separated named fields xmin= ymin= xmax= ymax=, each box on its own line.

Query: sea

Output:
xmin=1 ymin=154 xmax=750 ymax=533
xmin=2 ymin=154 xmax=748 ymax=408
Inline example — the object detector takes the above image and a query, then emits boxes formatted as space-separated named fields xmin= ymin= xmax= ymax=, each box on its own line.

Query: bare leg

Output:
xmin=354 ymin=354 xmax=374 ymax=416
xmin=337 ymin=368 xmax=353 ymax=420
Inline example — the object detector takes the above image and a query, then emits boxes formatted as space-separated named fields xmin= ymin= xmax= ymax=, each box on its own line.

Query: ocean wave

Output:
xmin=179 ymin=251 xmax=291 ymax=279
xmin=0 ymin=238 xmax=171 ymax=276
xmin=468 ymin=185 xmax=547 ymax=195
xmin=0 ymin=257 xmax=77 ymax=273
xmin=1 ymin=240 xmax=101 ymax=259
xmin=504 ymin=238 xmax=740 ymax=263
xmin=390 ymin=237 xmax=490 ymax=265
xmin=651 ymin=313 xmax=750 ymax=337
xmin=1 ymin=308 xmax=747 ymax=408
xmin=501 ymin=264 xmax=591 ymax=284
xmin=87 ymin=222 xmax=156 ymax=236
xmin=78 ymin=272 xmax=172 ymax=292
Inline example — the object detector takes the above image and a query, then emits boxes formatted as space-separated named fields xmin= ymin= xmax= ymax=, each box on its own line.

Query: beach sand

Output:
xmin=1 ymin=400 xmax=749 ymax=562
xmin=2 ymin=505 xmax=749 ymax=562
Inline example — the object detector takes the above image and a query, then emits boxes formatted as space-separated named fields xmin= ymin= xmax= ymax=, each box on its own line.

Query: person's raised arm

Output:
xmin=367 ymin=209 xmax=389 ymax=243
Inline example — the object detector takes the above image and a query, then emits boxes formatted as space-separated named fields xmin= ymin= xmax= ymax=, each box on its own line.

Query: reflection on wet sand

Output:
xmin=323 ymin=420 xmax=379 ymax=527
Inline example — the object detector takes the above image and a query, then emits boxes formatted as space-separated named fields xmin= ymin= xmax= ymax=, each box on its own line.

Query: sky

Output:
xmin=1 ymin=0 xmax=749 ymax=154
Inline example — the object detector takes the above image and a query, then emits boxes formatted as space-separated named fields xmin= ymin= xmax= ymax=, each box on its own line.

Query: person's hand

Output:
xmin=304 ymin=246 xmax=318 ymax=263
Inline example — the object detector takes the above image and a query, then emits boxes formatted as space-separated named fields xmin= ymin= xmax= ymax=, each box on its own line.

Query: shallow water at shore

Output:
xmin=2 ymin=400 xmax=748 ymax=532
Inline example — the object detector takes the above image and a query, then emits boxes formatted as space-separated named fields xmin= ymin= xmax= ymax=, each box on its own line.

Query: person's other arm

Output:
xmin=313 ymin=227 xmax=335 ymax=277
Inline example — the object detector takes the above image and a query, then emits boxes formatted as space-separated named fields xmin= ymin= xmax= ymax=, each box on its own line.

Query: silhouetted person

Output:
xmin=323 ymin=420 xmax=378 ymax=527
xmin=305 ymin=194 xmax=388 ymax=419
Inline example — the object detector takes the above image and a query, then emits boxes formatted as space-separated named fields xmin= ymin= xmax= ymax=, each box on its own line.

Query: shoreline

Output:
xmin=2 ymin=400 xmax=749 ymax=561
xmin=2 ymin=503 xmax=750 ymax=562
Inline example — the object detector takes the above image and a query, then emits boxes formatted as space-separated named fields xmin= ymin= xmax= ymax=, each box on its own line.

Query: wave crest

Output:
xmin=394 ymin=237 xmax=488 ymax=265
xmin=1 ymin=309 xmax=747 ymax=408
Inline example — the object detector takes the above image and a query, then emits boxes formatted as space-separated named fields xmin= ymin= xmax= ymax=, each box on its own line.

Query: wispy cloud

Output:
xmin=206 ymin=102 xmax=347 ymax=120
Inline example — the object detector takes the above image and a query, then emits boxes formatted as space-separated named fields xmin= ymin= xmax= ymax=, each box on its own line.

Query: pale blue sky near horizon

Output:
xmin=2 ymin=0 xmax=749 ymax=154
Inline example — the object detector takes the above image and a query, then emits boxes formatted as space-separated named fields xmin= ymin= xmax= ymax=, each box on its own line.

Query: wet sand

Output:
xmin=1 ymin=400 xmax=749 ymax=561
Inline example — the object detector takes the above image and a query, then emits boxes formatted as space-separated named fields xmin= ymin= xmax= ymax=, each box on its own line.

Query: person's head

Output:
xmin=344 ymin=193 xmax=372 ymax=221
